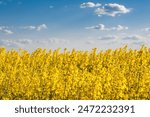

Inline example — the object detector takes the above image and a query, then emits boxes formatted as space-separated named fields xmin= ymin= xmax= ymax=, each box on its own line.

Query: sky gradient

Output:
xmin=0 ymin=0 xmax=150 ymax=51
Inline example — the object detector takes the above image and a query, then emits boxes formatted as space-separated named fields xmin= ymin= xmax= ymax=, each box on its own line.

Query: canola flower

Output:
xmin=0 ymin=46 xmax=150 ymax=100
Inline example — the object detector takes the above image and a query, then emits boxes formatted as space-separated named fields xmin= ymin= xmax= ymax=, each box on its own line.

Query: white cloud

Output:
xmin=80 ymin=2 xmax=101 ymax=8
xmin=86 ymin=40 xmax=95 ymax=44
xmin=2 ymin=29 xmax=13 ymax=34
xmin=22 ymin=24 xmax=48 ymax=31
xmin=95 ymin=3 xmax=131 ymax=17
xmin=85 ymin=24 xmax=105 ymax=30
xmin=111 ymin=25 xmax=128 ymax=31
xmin=85 ymin=24 xmax=128 ymax=31
xmin=22 ymin=26 xmax=36 ymax=30
xmin=15 ymin=39 xmax=33 ymax=44
xmin=122 ymin=35 xmax=143 ymax=41
xmin=119 ymin=35 xmax=146 ymax=46
xmin=48 ymin=38 xmax=69 ymax=44
xmin=0 ymin=38 xmax=70 ymax=51
xmin=0 ymin=39 xmax=32 ymax=47
xmin=37 ymin=24 xmax=48 ymax=31
xmin=144 ymin=28 xmax=150 ymax=32
xmin=0 ymin=26 xmax=13 ymax=35
xmin=98 ymin=35 xmax=118 ymax=40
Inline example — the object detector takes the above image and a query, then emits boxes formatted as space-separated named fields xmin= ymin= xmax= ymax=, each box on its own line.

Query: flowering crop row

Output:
xmin=0 ymin=46 xmax=150 ymax=100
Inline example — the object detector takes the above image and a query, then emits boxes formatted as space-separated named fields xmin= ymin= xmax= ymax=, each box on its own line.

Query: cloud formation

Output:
xmin=0 ymin=39 xmax=32 ymax=47
xmin=22 ymin=26 xmax=36 ymax=30
xmin=22 ymin=24 xmax=48 ymax=31
xmin=86 ymin=40 xmax=95 ymax=44
xmin=112 ymin=25 xmax=128 ymax=31
xmin=98 ymin=35 xmax=118 ymax=40
xmin=37 ymin=24 xmax=48 ymax=31
xmin=80 ymin=2 xmax=101 ymax=8
xmin=0 ymin=38 xmax=70 ymax=49
xmin=85 ymin=24 xmax=128 ymax=31
xmin=85 ymin=24 xmax=105 ymax=30
xmin=48 ymin=38 xmax=69 ymax=44
xmin=95 ymin=3 xmax=131 ymax=17
xmin=0 ymin=26 xmax=13 ymax=34
xmin=80 ymin=2 xmax=131 ymax=17
xmin=122 ymin=35 xmax=144 ymax=41
xmin=144 ymin=28 xmax=150 ymax=32
xmin=120 ymin=35 xmax=146 ymax=46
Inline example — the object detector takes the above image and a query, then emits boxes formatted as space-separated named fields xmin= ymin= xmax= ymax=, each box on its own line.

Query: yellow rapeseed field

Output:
xmin=0 ymin=46 xmax=150 ymax=100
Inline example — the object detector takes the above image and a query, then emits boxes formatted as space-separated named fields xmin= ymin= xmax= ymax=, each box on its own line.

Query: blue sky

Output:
xmin=0 ymin=0 xmax=150 ymax=51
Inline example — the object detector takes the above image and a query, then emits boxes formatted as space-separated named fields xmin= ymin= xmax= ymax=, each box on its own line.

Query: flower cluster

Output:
xmin=0 ymin=46 xmax=150 ymax=100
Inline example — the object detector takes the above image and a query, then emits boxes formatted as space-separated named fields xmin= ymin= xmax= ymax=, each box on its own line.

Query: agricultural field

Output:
xmin=0 ymin=46 xmax=150 ymax=100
